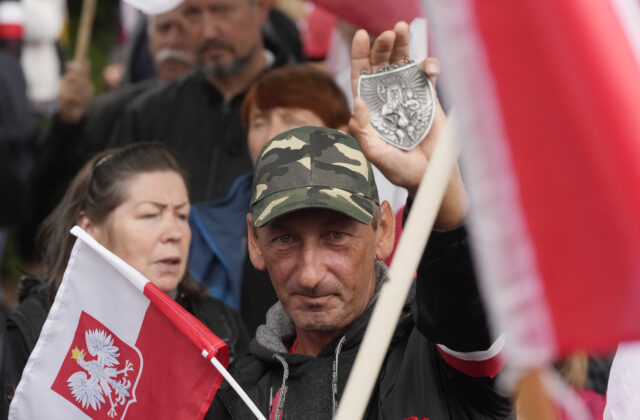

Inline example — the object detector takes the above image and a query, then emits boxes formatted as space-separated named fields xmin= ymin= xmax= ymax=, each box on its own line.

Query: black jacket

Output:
xmin=209 ymin=226 xmax=513 ymax=419
xmin=0 ymin=51 xmax=37 ymax=226
xmin=114 ymin=48 xmax=294 ymax=204
xmin=114 ymin=68 xmax=252 ymax=203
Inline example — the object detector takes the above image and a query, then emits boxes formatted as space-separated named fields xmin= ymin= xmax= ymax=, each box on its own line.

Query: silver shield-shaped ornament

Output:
xmin=357 ymin=61 xmax=435 ymax=150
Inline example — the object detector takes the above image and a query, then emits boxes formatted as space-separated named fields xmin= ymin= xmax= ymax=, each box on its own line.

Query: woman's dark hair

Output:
xmin=241 ymin=64 xmax=351 ymax=130
xmin=38 ymin=142 xmax=203 ymax=305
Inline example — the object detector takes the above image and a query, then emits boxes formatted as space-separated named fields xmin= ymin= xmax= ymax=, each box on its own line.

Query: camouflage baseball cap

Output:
xmin=250 ymin=126 xmax=379 ymax=227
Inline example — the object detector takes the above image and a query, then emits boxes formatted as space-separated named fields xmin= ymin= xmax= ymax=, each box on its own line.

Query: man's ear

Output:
xmin=247 ymin=213 xmax=266 ymax=271
xmin=375 ymin=201 xmax=396 ymax=261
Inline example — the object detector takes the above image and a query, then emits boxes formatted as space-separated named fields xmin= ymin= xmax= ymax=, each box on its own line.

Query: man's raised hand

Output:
xmin=349 ymin=21 xmax=468 ymax=228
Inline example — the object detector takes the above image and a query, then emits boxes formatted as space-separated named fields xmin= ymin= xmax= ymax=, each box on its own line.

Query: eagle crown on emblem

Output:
xmin=67 ymin=329 xmax=135 ymax=418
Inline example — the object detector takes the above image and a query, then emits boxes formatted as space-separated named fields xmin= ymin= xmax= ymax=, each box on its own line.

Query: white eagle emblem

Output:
xmin=67 ymin=329 xmax=135 ymax=418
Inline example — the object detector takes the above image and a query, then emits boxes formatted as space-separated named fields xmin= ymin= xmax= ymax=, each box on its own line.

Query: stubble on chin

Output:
xmin=202 ymin=45 xmax=257 ymax=80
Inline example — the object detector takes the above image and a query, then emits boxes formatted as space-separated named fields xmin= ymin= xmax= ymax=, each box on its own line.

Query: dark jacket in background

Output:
xmin=0 ymin=50 xmax=37 ymax=227
xmin=114 ymin=38 xmax=295 ymax=203
xmin=0 ymin=307 xmax=17 ymax=419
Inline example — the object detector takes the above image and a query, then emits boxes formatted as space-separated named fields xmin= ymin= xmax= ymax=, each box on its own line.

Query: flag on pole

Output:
xmin=9 ymin=227 xmax=229 ymax=419
xmin=424 ymin=0 xmax=640 ymax=372
xmin=0 ymin=1 xmax=23 ymax=40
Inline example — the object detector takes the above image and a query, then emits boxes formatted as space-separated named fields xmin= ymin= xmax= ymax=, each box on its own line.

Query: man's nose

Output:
xmin=202 ymin=11 xmax=222 ymax=40
xmin=297 ymin=243 xmax=326 ymax=290
xmin=167 ymin=23 xmax=187 ymax=47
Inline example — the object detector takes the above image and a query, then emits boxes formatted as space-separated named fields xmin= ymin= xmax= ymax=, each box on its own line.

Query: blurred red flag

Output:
xmin=426 ymin=0 xmax=640 ymax=369
xmin=311 ymin=0 xmax=423 ymax=35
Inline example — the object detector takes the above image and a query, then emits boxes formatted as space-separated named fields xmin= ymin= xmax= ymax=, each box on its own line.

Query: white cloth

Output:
xmin=603 ymin=342 xmax=640 ymax=419
xmin=20 ymin=0 xmax=65 ymax=104
xmin=123 ymin=0 xmax=182 ymax=15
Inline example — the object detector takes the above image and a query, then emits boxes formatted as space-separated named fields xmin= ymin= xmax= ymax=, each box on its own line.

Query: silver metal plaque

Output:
xmin=357 ymin=61 xmax=435 ymax=150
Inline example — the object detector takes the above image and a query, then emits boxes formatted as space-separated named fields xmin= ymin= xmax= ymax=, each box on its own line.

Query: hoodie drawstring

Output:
xmin=270 ymin=354 xmax=289 ymax=420
xmin=332 ymin=336 xmax=347 ymax=416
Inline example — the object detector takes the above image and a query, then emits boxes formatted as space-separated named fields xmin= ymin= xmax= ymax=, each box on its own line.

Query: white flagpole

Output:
xmin=203 ymin=351 xmax=267 ymax=420
xmin=334 ymin=114 xmax=460 ymax=419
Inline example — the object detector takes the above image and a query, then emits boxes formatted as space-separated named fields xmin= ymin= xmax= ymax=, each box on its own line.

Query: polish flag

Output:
xmin=424 ymin=0 xmax=640 ymax=372
xmin=9 ymin=227 xmax=229 ymax=419
xmin=0 ymin=1 xmax=24 ymax=40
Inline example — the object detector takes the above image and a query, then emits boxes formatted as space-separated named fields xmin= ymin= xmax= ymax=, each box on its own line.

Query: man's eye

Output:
xmin=183 ymin=6 xmax=201 ymax=19
xmin=330 ymin=231 xmax=345 ymax=240
xmin=276 ymin=234 xmax=292 ymax=243
xmin=212 ymin=5 xmax=232 ymax=14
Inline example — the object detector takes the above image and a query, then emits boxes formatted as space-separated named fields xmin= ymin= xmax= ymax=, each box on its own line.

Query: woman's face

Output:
xmin=88 ymin=171 xmax=191 ymax=293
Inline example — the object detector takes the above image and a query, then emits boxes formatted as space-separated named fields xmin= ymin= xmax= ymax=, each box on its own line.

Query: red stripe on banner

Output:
xmin=436 ymin=347 xmax=506 ymax=379
xmin=128 ymin=303 xmax=223 ymax=419
xmin=472 ymin=0 xmax=640 ymax=356
xmin=143 ymin=282 xmax=229 ymax=364
xmin=0 ymin=24 xmax=22 ymax=39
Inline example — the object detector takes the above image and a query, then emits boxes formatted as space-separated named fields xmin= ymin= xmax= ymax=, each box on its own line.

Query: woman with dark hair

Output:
xmin=6 ymin=142 xmax=250 ymax=384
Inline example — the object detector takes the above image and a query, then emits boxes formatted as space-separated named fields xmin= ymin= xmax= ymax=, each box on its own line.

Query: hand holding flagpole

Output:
xmin=336 ymin=112 xmax=459 ymax=419
xmin=74 ymin=0 xmax=98 ymax=62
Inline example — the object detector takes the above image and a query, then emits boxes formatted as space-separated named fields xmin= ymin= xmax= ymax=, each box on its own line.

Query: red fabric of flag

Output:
xmin=311 ymin=0 xmax=424 ymax=35
xmin=426 ymin=0 xmax=640 ymax=368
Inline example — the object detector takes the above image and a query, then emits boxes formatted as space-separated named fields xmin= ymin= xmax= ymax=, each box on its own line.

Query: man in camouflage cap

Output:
xmin=247 ymin=126 xmax=397 ymax=349
xmin=209 ymin=22 xmax=512 ymax=419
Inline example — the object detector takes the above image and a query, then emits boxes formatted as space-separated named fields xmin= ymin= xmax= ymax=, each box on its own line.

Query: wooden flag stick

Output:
xmin=208 ymin=354 xmax=266 ymax=420
xmin=74 ymin=0 xmax=98 ymax=62
xmin=516 ymin=369 xmax=558 ymax=420
xmin=334 ymin=114 xmax=460 ymax=419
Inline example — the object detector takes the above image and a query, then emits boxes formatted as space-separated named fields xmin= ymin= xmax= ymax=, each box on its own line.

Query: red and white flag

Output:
xmin=424 ymin=0 xmax=640 ymax=372
xmin=0 ymin=1 xmax=23 ymax=40
xmin=9 ymin=227 xmax=229 ymax=419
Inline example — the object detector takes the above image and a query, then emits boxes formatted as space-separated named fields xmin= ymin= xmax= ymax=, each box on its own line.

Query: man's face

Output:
xmin=182 ymin=0 xmax=267 ymax=78
xmin=248 ymin=208 xmax=393 ymax=336
xmin=247 ymin=106 xmax=325 ymax=164
xmin=148 ymin=5 xmax=198 ymax=82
